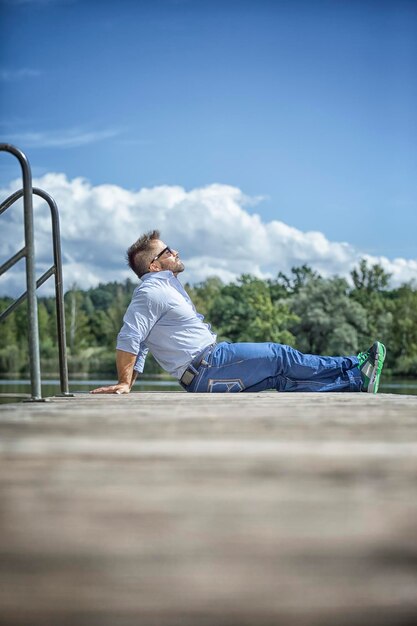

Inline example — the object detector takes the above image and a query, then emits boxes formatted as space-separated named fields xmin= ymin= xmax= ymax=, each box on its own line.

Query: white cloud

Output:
xmin=1 ymin=172 xmax=416 ymax=297
xmin=4 ymin=128 xmax=122 ymax=149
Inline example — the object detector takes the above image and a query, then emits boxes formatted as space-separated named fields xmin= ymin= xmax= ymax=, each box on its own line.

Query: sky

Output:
xmin=0 ymin=0 xmax=416 ymax=296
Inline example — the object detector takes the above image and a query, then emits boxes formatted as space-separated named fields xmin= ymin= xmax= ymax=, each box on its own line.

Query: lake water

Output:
xmin=0 ymin=377 xmax=416 ymax=404
xmin=0 ymin=377 xmax=181 ymax=404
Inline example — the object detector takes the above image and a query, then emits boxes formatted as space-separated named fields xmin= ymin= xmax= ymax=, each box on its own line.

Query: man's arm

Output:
xmin=90 ymin=349 xmax=137 ymax=394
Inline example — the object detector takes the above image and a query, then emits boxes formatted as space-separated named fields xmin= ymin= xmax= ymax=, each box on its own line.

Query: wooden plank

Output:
xmin=0 ymin=392 xmax=417 ymax=626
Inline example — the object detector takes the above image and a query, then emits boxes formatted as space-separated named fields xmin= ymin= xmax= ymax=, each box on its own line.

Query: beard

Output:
xmin=173 ymin=258 xmax=185 ymax=274
xmin=160 ymin=256 xmax=185 ymax=274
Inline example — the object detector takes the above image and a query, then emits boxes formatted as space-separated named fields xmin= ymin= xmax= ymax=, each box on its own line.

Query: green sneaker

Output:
xmin=357 ymin=341 xmax=386 ymax=393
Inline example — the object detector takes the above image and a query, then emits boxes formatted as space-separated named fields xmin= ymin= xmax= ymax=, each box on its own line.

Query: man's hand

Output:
xmin=90 ymin=350 xmax=138 ymax=395
xmin=90 ymin=383 xmax=130 ymax=395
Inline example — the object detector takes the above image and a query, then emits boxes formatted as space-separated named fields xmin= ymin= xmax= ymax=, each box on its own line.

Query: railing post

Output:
xmin=33 ymin=188 xmax=70 ymax=395
xmin=0 ymin=144 xmax=42 ymax=400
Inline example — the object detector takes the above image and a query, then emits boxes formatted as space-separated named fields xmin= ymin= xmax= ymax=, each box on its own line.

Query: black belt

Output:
xmin=180 ymin=344 xmax=216 ymax=387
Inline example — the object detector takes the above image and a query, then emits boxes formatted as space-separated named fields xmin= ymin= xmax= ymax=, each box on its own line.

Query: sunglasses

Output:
xmin=151 ymin=246 xmax=174 ymax=263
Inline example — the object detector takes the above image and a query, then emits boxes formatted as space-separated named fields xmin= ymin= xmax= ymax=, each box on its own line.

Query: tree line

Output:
xmin=1 ymin=259 xmax=416 ymax=378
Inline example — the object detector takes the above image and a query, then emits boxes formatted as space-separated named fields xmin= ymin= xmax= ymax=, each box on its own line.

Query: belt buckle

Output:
xmin=181 ymin=369 xmax=195 ymax=386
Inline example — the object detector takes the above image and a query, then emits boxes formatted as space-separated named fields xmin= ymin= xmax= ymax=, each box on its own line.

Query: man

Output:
xmin=91 ymin=230 xmax=386 ymax=395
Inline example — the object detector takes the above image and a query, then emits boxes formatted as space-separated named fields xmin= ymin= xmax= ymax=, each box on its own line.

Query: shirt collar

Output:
xmin=140 ymin=270 xmax=175 ymax=283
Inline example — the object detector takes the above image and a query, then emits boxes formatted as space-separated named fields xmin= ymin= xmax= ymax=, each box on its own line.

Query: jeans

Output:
xmin=185 ymin=341 xmax=362 ymax=393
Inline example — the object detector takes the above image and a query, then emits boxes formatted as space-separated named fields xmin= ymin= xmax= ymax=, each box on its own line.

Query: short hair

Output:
xmin=126 ymin=229 xmax=160 ymax=278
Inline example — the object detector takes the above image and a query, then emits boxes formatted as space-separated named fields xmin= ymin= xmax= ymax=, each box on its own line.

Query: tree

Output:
xmin=38 ymin=300 xmax=56 ymax=359
xmin=0 ymin=297 xmax=24 ymax=374
xmin=289 ymin=276 xmax=367 ymax=355
xmin=1 ymin=272 xmax=416 ymax=378
xmin=350 ymin=259 xmax=393 ymax=348
xmin=351 ymin=258 xmax=391 ymax=293
xmin=386 ymin=284 xmax=417 ymax=375
xmin=270 ymin=265 xmax=321 ymax=299
xmin=208 ymin=274 xmax=297 ymax=344
xmin=184 ymin=276 xmax=223 ymax=318
xmin=92 ymin=285 xmax=129 ymax=348
xmin=65 ymin=284 xmax=90 ymax=354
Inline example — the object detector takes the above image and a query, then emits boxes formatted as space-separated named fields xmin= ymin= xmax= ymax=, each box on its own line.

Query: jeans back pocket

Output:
xmin=207 ymin=379 xmax=244 ymax=393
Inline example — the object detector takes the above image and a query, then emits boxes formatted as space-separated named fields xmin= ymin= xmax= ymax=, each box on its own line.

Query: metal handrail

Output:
xmin=0 ymin=143 xmax=71 ymax=399
xmin=0 ymin=187 xmax=70 ymax=395
xmin=0 ymin=143 xmax=41 ymax=400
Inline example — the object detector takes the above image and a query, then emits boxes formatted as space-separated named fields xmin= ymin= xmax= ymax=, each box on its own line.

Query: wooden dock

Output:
xmin=1 ymin=391 xmax=417 ymax=626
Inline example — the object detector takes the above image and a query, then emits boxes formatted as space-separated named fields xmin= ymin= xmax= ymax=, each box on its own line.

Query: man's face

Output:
xmin=149 ymin=240 xmax=185 ymax=275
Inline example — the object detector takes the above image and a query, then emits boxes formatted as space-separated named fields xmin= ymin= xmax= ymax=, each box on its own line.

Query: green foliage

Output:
xmin=289 ymin=275 xmax=367 ymax=355
xmin=0 ymin=344 xmax=23 ymax=374
xmin=65 ymin=286 xmax=91 ymax=354
xmin=0 ymin=297 xmax=16 ymax=349
xmin=184 ymin=276 xmax=223 ymax=318
xmin=351 ymin=258 xmax=391 ymax=293
xmin=350 ymin=259 xmax=393 ymax=349
xmin=1 ymin=262 xmax=417 ymax=377
xmin=203 ymin=274 xmax=297 ymax=344
xmin=386 ymin=284 xmax=417 ymax=372
xmin=0 ymin=297 xmax=29 ymax=373
xmin=274 ymin=265 xmax=321 ymax=296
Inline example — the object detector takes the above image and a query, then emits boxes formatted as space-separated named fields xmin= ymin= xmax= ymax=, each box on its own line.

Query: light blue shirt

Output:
xmin=116 ymin=270 xmax=217 ymax=379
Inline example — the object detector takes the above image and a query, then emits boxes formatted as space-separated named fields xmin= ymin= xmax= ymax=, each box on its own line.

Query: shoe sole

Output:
xmin=367 ymin=342 xmax=386 ymax=394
